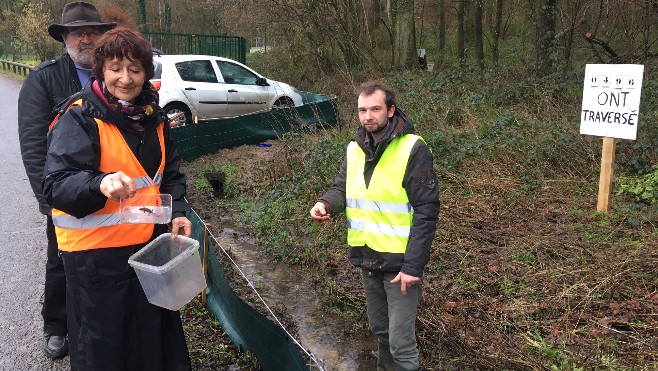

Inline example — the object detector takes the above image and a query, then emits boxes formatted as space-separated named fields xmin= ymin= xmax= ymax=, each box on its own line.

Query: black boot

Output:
xmin=377 ymin=340 xmax=396 ymax=371
xmin=43 ymin=333 xmax=68 ymax=359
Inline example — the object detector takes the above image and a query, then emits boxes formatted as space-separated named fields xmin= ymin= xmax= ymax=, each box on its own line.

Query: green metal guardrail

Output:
xmin=144 ymin=32 xmax=246 ymax=64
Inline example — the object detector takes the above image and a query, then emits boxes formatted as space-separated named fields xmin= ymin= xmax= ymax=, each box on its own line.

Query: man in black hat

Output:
xmin=17 ymin=1 xmax=115 ymax=359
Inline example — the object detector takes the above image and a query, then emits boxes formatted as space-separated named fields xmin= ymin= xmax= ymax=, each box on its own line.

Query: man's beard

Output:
xmin=66 ymin=43 xmax=94 ymax=68
xmin=363 ymin=120 xmax=388 ymax=134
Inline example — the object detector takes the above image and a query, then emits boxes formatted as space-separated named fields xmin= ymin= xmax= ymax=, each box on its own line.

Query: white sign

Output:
xmin=580 ymin=64 xmax=644 ymax=140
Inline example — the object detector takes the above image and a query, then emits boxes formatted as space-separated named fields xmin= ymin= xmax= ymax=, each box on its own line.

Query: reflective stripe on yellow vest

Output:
xmin=345 ymin=134 xmax=422 ymax=253
xmin=52 ymin=114 xmax=166 ymax=252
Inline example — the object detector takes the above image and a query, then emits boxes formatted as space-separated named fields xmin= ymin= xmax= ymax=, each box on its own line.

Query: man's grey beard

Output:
xmin=66 ymin=44 xmax=94 ymax=68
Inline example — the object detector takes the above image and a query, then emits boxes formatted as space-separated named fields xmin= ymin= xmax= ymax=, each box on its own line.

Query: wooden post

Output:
xmin=201 ymin=224 xmax=210 ymax=304
xmin=597 ymin=137 xmax=616 ymax=212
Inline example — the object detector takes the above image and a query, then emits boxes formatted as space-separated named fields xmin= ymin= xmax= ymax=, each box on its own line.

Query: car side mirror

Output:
xmin=256 ymin=77 xmax=269 ymax=86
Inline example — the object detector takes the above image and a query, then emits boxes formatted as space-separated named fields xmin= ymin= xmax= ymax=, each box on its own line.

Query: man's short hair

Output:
xmin=356 ymin=81 xmax=397 ymax=110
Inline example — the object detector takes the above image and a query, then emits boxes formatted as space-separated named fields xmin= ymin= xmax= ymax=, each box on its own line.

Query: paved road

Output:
xmin=0 ymin=74 xmax=69 ymax=370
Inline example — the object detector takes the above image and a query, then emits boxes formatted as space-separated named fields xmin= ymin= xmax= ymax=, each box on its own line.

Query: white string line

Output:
xmin=191 ymin=208 xmax=325 ymax=371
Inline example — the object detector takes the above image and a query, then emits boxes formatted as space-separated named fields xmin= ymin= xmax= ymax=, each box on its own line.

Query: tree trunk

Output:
xmin=559 ymin=0 xmax=587 ymax=70
xmin=387 ymin=0 xmax=394 ymax=26
xmin=438 ymin=0 xmax=446 ymax=64
xmin=338 ymin=0 xmax=360 ymax=68
xmin=474 ymin=0 xmax=484 ymax=69
xmin=363 ymin=0 xmax=378 ymax=33
xmin=537 ymin=0 xmax=557 ymax=74
xmin=492 ymin=0 xmax=503 ymax=65
xmin=138 ymin=0 xmax=148 ymax=32
xmin=164 ymin=0 xmax=172 ymax=33
xmin=457 ymin=0 xmax=466 ymax=65
xmin=394 ymin=0 xmax=417 ymax=69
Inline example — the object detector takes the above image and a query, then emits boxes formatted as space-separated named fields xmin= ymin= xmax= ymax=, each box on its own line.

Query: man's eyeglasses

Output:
xmin=66 ymin=29 xmax=102 ymax=38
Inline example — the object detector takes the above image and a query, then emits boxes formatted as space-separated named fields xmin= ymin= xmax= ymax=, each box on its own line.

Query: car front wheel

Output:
xmin=272 ymin=97 xmax=295 ymax=109
xmin=164 ymin=103 xmax=192 ymax=127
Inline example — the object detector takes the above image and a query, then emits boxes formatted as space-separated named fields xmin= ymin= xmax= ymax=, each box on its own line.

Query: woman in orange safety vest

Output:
xmin=43 ymin=26 xmax=192 ymax=371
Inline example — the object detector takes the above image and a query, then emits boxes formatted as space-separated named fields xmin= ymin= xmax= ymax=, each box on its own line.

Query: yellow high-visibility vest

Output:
xmin=345 ymin=134 xmax=422 ymax=253
xmin=52 ymin=107 xmax=166 ymax=252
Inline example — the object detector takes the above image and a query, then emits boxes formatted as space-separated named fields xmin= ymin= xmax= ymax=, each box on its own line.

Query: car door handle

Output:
xmin=184 ymin=87 xmax=196 ymax=90
xmin=228 ymin=89 xmax=238 ymax=93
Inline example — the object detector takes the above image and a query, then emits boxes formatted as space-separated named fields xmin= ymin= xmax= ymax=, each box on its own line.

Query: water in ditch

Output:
xmin=215 ymin=220 xmax=377 ymax=371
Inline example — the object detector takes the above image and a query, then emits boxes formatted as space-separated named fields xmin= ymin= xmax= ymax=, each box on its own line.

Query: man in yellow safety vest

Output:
xmin=310 ymin=81 xmax=440 ymax=371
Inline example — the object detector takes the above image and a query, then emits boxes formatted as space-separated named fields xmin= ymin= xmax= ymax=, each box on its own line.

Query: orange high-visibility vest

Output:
xmin=51 ymin=108 xmax=166 ymax=252
xmin=49 ymin=98 xmax=81 ymax=131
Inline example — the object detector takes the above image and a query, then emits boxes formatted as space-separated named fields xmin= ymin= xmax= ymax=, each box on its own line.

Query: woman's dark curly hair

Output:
xmin=92 ymin=26 xmax=154 ymax=82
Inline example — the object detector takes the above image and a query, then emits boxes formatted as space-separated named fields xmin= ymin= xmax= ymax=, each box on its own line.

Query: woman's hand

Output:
xmin=171 ymin=216 xmax=192 ymax=238
xmin=100 ymin=172 xmax=136 ymax=201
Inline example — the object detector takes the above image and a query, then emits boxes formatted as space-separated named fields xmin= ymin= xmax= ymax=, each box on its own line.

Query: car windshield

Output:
xmin=216 ymin=61 xmax=258 ymax=85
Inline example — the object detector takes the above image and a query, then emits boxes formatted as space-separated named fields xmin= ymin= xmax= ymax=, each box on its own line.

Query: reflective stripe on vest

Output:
xmin=52 ymin=175 xmax=158 ymax=229
xmin=347 ymin=220 xmax=411 ymax=237
xmin=52 ymin=112 xmax=167 ymax=252
xmin=345 ymin=198 xmax=413 ymax=214
xmin=345 ymin=134 xmax=422 ymax=253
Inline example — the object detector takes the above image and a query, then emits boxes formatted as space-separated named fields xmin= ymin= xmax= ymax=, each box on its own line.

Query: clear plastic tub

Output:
xmin=120 ymin=193 xmax=172 ymax=224
xmin=128 ymin=233 xmax=207 ymax=311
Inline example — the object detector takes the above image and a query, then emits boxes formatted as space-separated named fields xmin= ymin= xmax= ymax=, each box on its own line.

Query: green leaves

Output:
xmin=616 ymin=165 xmax=658 ymax=204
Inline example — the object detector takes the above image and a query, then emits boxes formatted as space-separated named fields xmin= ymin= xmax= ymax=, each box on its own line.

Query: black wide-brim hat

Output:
xmin=48 ymin=2 xmax=116 ymax=42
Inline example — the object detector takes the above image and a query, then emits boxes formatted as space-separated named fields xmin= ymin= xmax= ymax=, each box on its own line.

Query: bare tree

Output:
xmin=394 ymin=0 xmax=417 ymax=68
xmin=138 ymin=0 xmax=147 ymax=31
xmin=102 ymin=7 xmax=138 ymax=29
xmin=491 ymin=0 xmax=503 ymax=65
xmin=438 ymin=0 xmax=446 ymax=64
xmin=537 ymin=0 xmax=556 ymax=74
xmin=457 ymin=0 xmax=466 ymax=65
xmin=556 ymin=0 xmax=588 ymax=68
xmin=474 ymin=0 xmax=484 ymax=68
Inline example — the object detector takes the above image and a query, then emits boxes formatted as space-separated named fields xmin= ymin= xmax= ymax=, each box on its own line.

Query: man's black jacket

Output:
xmin=18 ymin=53 xmax=83 ymax=214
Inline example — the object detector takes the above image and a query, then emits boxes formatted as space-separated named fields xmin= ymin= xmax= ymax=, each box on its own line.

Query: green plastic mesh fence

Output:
xmin=172 ymin=93 xmax=339 ymax=162
xmin=189 ymin=209 xmax=312 ymax=371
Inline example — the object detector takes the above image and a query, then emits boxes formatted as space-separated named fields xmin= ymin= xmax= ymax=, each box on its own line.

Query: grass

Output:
xmin=180 ymin=297 xmax=259 ymax=370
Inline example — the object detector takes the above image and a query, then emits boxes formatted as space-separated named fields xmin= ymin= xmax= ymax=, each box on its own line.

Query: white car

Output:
xmin=151 ymin=54 xmax=304 ymax=126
